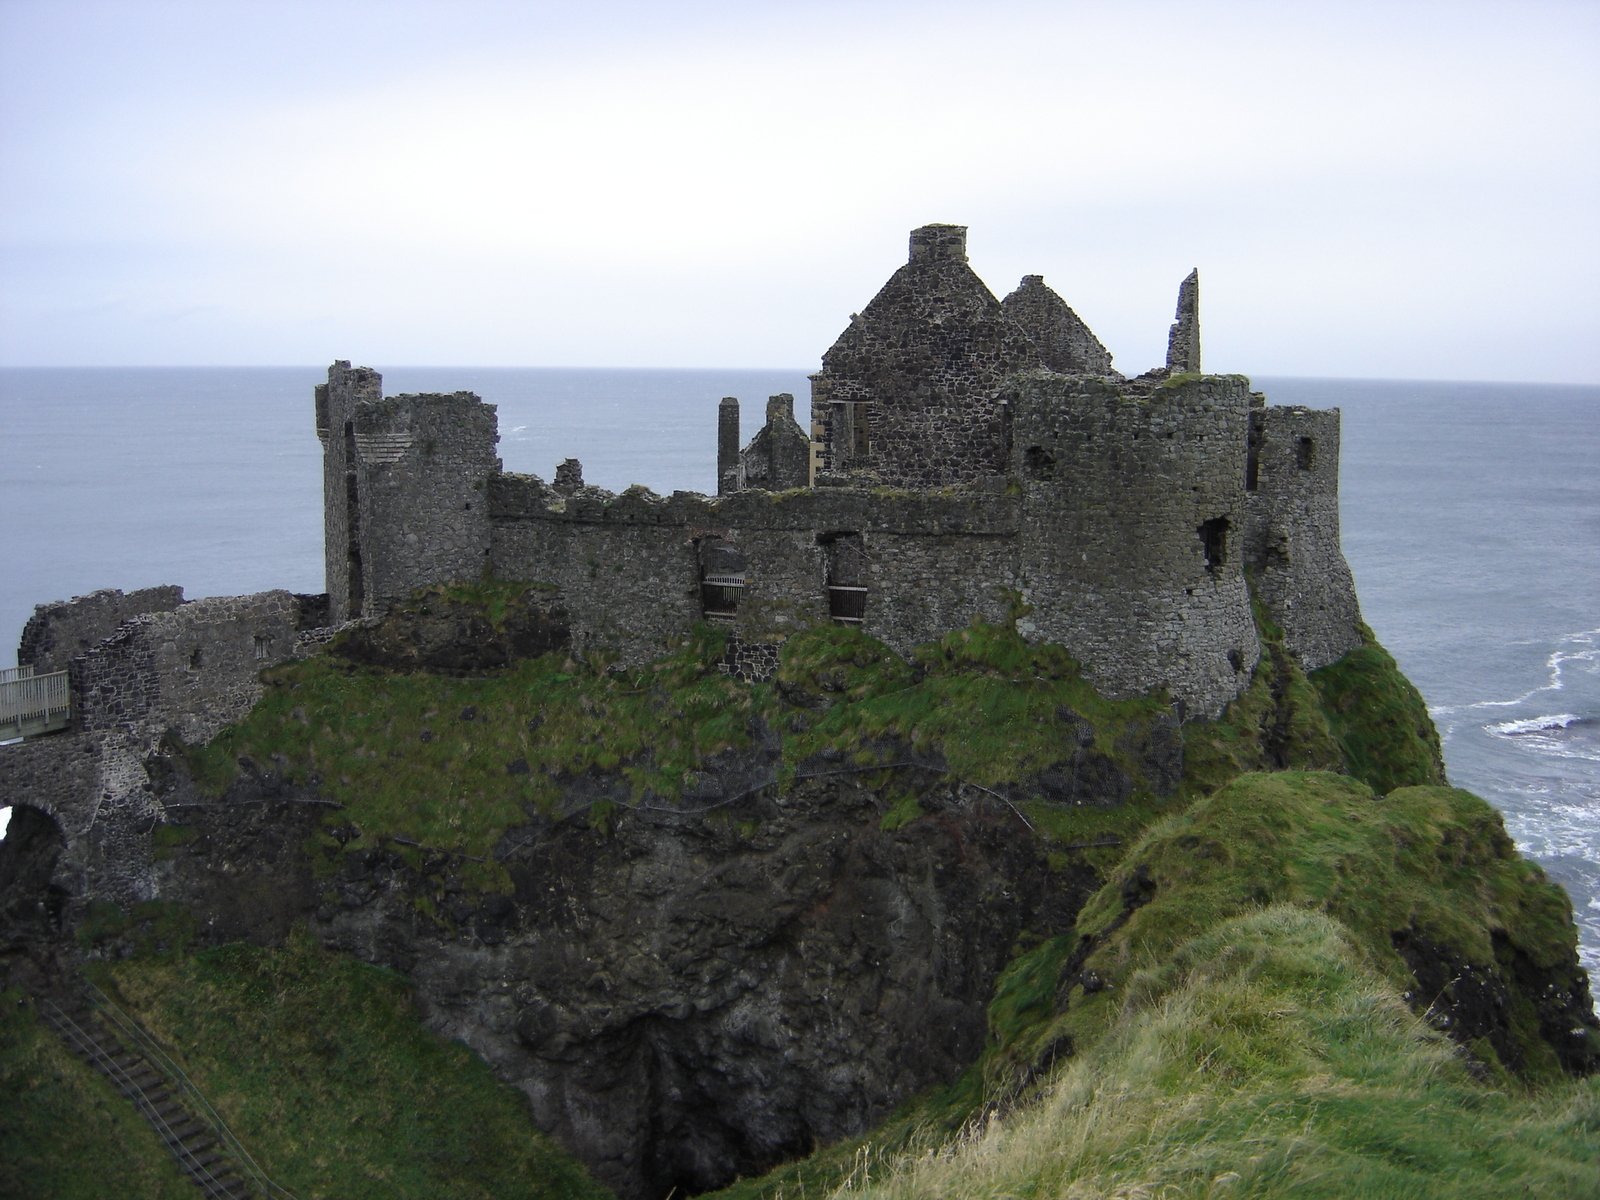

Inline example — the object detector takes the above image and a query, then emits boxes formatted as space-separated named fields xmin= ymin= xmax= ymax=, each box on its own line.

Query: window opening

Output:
xmin=821 ymin=532 xmax=867 ymax=625
xmin=1198 ymin=517 xmax=1229 ymax=573
xmin=698 ymin=539 xmax=746 ymax=622
xmin=1023 ymin=445 xmax=1055 ymax=480
xmin=1296 ymin=436 xmax=1316 ymax=470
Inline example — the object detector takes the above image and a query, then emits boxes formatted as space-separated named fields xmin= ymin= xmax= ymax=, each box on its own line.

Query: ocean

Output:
xmin=2 ymin=367 xmax=1596 ymax=971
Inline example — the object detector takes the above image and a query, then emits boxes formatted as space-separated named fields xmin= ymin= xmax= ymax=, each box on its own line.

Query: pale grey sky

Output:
xmin=2 ymin=0 xmax=1596 ymax=381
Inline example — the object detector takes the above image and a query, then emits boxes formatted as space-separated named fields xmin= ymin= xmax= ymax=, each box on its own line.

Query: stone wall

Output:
xmin=317 ymin=361 xmax=383 ymax=623
xmin=0 ymin=729 xmax=168 ymax=907
xmin=811 ymin=225 xmax=1042 ymax=488
xmin=70 ymin=591 xmax=301 ymax=744
xmin=1243 ymin=405 xmax=1364 ymax=670
xmin=1000 ymin=275 xmax=1118 ymax=376
xmin=1166 ymin=270 xmax=1201 ymax=372
xmin=717 ymin=397 xmax=741 ymax=495
xmin=488 ymin=476 xmax=1021 ymax=668
xmin=1006 ymin=372 xmax=1259 ymax=718
xmin=18 ymin=585 xmax=185 ymax=674
xmin=736 ymin=395 xmax=810 ymax=492
xmin=356 ymin=391 xmax=500 ymax=615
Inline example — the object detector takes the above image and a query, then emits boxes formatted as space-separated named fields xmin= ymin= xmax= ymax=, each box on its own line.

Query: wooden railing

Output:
xmin=0 ymin=665 xmax=70 ymax=739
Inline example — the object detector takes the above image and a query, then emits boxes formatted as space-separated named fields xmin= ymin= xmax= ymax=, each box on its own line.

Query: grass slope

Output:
xmin=818 ymin=907 xmax=1600 ymax=1199
xmin=0 ymin=992 xmax=194 ymax=1200
xmin=86 ymin=932 xmax=607 ymax=1200
xmin=20 ymin=595 xmax=1593 ymax=1199
xmin=708 ymin=774 xmax=1599 ymax=1198
xmin=183 ymin=619 xmax=1183 ymax=887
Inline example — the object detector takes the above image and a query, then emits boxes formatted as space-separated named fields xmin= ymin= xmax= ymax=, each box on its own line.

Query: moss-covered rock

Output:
xmin=1065 ymin=773 xmax=1598 ymax=1081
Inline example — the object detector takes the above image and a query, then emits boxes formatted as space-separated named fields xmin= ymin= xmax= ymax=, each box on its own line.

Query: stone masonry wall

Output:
xmin=1166 ymin=270 xmax=1201 ymax=373
xmin=357 ymin=391 xmax=501 ymax=615
xmin=1006 ymin=372 xmax=1259 ymax=718
xmin=1000 ymin=275 xmax=1118 ymax=376
xmin=1243 ymin=405 xmax=1364 ymax=670
xmin=488 ymin=475 xmax=1021 ymax=667
xmin=737 ymin=395 xmax=811 ymax=492
xmin=0 ymin=731 xmax=159 ymax=907
xmin=318 ymin=361 xmax=384 ymax=623
xmin=70 ymin=591 xmax=301 ymax=744
xmin=18 ymin=586 xmax=185 ymax=674
xmin=811 ymin=225 xmax=1042 ymax=488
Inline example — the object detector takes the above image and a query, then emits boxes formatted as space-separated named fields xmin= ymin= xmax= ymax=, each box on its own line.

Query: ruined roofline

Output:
xmin=828 ymin=225 xmax=1195 ymax=384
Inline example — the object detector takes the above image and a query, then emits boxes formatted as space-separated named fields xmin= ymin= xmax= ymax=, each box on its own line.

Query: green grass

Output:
xmin=1311 ymin=626 xmax=1447 ymax=794
xmin=0 ymin=990 xmax=196 ymax=1200
xmin=183 ymin=617 xmax=1187 ymax=893
xmin=814 ymin=907 xmax=1600 ymax=1199
xmin=707 ymin=772 xmax=1597 ymax=1197
xmin=1178 ymin=600 xmax=1345 ymax=799
xmin=151 ymin=593 xmax=1588 ymax=1199
xmin=88 ymin=932 xmax=608 ymax=1200
xmin=780 ymin=621 xmax=1174 ymax=791
xmin=1068 ymin=773 xmax=1591 ymax=1082
xmin=183 ymin=623 xmax=776 ymax=888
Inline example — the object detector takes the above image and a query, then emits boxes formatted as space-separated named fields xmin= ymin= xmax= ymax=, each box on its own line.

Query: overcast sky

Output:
xmin=1 ymin=0 xmax=1596 ymax=381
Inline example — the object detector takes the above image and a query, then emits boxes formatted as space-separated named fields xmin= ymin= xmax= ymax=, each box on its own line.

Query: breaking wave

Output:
xmin=1431 ymin=628 xmax=1600 ymax=720
xmin=1487 ymin=714 xmax=1587 ymax=737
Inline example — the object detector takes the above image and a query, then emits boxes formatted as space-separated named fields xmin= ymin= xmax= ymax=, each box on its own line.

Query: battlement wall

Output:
xmin=486 ymin=474 xmax=1019 ymax=662
xmin=1006 ymin=372 xmax=1259 ymax=717
xmin=1243 ymin=405 xmax=1363 ymax=669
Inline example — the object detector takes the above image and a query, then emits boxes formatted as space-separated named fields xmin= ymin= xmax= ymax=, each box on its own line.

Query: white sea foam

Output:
xmin=1436 ymin=629 xmax=1600 ymax=716
xmin=1488 ymin=714 xmax=1583 ymax=737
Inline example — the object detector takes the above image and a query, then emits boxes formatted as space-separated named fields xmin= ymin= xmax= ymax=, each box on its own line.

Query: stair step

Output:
xmin=36 ymin=983 xmax=284 ymax=1200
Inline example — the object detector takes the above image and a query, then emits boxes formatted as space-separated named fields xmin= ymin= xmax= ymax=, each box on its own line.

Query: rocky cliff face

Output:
xmin=141 ymin=755 xmax=1091 ymax=1198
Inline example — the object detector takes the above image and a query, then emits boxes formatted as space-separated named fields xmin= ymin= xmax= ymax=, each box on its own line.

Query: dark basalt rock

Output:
xmin=1393 ymin=925 xmax=1600 ymax=1077
xmin=313 ymin=774 xmax=1093 ymax=1199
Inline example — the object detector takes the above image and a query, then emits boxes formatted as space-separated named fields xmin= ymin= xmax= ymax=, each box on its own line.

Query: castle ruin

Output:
xmin=316 ymin=224 xmax=1362 ymax=717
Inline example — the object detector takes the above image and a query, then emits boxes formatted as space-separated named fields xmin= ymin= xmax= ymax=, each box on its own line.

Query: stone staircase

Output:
xmin=38 ymin=981 xmax=294 ymax=1199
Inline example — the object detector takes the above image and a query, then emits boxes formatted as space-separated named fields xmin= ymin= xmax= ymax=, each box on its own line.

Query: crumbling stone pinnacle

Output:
xmin=1166 ymin=269 xmax=1200 ymax=373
